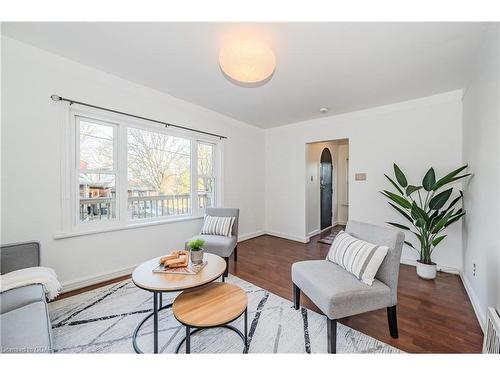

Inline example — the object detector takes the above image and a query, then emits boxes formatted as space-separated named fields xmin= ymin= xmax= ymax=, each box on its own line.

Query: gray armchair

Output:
xmin=1 ymin=241 xmax=54 ymax=353
xmin=291 ymin=220 xmax=404 ymax=353
xmin=185 ymin=207 xmax=239 ymax=281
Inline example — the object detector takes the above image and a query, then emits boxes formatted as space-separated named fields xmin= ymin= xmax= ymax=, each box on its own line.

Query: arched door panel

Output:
xmin=320 ymin=148 xmax=333 ymax=230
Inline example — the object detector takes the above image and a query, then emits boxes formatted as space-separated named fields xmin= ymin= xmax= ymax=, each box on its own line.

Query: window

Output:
xmin=77 ymin=117 xmax=117 ymax=222
xmin=68 ymin=109 xmax=220 ymax=231
xmin=197 ymin=142 xmax=216 ymax=209
xmin=127 ymin=127 xmax=191 ymax=220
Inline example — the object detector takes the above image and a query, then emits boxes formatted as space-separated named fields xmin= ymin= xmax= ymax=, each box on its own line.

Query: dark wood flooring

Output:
xmin=56 ymin=226 xmax=484 ymax=353
xmin=230 ymin=228 xmax=484 ymax=353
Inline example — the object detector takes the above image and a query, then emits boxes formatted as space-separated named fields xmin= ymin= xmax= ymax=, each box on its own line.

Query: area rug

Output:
xmin=48 ymin=275 xmax=402 ymax=353
xmin=317 ymin=225 xmax=345 ymax=245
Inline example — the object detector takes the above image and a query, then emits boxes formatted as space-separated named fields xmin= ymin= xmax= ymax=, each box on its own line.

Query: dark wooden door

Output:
xmin=320 ymin=148 xmax=333 ymax=230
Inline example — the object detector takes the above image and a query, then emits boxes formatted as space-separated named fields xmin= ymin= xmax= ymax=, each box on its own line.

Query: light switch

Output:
xmin=355 ymin=173 xmax=367 ymax=181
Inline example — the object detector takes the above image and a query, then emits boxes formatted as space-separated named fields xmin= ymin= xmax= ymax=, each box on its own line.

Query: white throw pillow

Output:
xmin=200 ymin=215 xmax=235 ymax=237
xmin=326 ymin=231 xmax=388 ymax=286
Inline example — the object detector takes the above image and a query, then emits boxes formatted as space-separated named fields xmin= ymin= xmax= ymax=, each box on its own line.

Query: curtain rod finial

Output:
xmin=51 ymin=94 xmax=62 ymax=101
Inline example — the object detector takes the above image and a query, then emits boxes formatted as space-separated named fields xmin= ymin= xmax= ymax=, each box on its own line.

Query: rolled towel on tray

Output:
xmin=0 ymin=266 xmax=62 ymax=300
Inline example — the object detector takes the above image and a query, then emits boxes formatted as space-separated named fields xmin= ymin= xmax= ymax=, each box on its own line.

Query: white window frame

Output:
xmin=75 ymin=115 xmax=120 ymax=228
xmin=196 ymin=140 xmax=218 ymax=212
xmin=59 ymin=104 xmax=223 ymax=237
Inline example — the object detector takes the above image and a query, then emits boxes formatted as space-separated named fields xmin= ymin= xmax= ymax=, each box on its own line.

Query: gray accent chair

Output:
xmin=291 ymin=220 xmax=404 ymax=353
xmin=185 ymin=207 xmax=239 ymax=281
xmin=1 ymin=241 xmax=53 ymax=353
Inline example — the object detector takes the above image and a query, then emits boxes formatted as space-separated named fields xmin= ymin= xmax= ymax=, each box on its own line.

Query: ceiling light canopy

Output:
xmin=219 ymin=38 xmax=276 ymax=87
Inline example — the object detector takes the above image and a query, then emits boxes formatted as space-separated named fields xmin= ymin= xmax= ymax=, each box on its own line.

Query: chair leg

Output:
xmin=293 ymin=283 xmax=300 ymax=310
xmin=327 ymin=318 xmax=337 ymax=354
xmin=387 ymin=305 xmax=399 ymax=338
xmin=224 ymin=257 xmax=229 ymax=277
xmin=234 ymin=246 xmax=238 ymax=262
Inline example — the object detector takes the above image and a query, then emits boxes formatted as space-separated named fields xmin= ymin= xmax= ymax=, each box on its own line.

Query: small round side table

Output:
xmin=172 ymin=282 xmax=249 ymax=353
xmin=131 ymin=253 xmax=226 ymax=354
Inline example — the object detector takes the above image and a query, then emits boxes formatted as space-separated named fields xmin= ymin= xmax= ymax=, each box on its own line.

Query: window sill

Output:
xmin=53 ymin=215 xmax=204 ymax=240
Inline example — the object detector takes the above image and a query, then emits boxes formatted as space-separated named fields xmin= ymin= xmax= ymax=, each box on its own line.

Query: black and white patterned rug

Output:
xmin=49 ymin=275 xmax=402 ymax=353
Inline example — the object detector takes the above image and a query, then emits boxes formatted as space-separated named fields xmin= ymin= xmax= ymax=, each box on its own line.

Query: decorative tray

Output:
xmin=153 ymin=261 xmax=207 ymax=275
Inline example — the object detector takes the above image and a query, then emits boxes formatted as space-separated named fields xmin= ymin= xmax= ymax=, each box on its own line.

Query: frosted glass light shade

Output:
xmin=219 ymin=39 xmax=276 ymax=85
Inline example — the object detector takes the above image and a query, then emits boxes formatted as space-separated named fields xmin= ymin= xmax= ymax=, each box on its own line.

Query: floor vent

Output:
xmin=483 ymin=307 xmax=500 ymax=354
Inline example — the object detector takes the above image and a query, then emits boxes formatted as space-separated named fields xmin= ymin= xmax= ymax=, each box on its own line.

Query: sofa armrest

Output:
xmin=0 ymin=241 xmax=40 ymax=275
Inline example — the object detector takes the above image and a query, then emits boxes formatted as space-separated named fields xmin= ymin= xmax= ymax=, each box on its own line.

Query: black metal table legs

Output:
xmin=132 ymin=292 xmax=172 ymax=354
xmin=133 ymin=293 xmax=248 ymax=354
xmin=185 ymin=326 xmax=191 ymax=354
xmin=177 ymin=307 xmax=248 ymax=354
xmin=153 ymin=292 xmax=158 ymax=353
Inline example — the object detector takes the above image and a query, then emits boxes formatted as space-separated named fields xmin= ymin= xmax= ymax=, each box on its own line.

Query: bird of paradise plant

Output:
xmin=382 ymin=164 xmax=470 ymax=265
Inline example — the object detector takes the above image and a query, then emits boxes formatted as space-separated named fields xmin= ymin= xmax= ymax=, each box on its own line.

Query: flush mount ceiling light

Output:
xmin=219 ymin=38 xmax=276 ymax=87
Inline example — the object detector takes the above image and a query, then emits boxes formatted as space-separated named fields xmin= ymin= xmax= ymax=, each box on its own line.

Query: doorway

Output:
xmin=320 ymin=148 xmax=333 ymax=230
xmin=305 ymin=139 xmax=349 ymax=238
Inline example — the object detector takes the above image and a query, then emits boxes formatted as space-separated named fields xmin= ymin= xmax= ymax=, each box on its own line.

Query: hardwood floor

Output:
xmin=230 ymin=228 xmax=484 ymax=353
xmin=56 ymin=227 xmax=484 ymax=353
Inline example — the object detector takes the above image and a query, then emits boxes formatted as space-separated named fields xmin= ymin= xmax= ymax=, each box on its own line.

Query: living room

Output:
xmin=1 ymin=1 xmax=499 ymax=372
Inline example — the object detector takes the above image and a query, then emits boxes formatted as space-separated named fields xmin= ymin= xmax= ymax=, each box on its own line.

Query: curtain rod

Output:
xmin=50 ymin=95 xmax=227 ymax=140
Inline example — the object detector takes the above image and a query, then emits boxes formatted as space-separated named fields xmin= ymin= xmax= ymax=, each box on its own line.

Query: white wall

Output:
xmin=305 ymin=140 xmax=348 ymax=236
xmin=1 ymin=36 xmax=266 ymax=289
xmin=266 ymin=91 xmax=464 ymax=270
xmin=461 ymin=24 xmax=500 ymax=328
xmin=335 ymin=143 xmax=349 ymax=225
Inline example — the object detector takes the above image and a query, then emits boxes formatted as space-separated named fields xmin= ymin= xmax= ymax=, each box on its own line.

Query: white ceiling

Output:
xmin=2 ymin=22 xmax=487 ymax=128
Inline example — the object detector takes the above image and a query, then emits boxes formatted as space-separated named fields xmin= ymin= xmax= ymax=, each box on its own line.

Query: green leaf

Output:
xmin=411 ymin=201 xmax=430 ymax=222
xmin=432 ymin=235 xmax=447 ymax=247
xmin=388 ymin=203 xmax=413 ymax=223
xmin=422 ymin=168 xmax=436 ymax=191
xmin=432 ymin=210 xmax=455 ymax=233
xmin=415 ymin=218 xmax=426 ymax=228
xmin=385 ymin=174 xmax=404 ymax=195
xmin=406 ymin=185 xmax=422 ymax=196
xmin=432 ymin=165 xmax=469 ymax=190
xmin=387 ymin=222 xmax=410 ymax=231
xmin=444 ymin=193 xmax=463 ymax=213
xmin=444 ymin=212 xmax=465 ymax=228
xmin=428 ymin=210 xmax=443 ymax=230
xmin=393 ymin=163 xmax=408 ymax=188
xmin=429 ymin=188 xmax=453 ymax=210
xmin=382 ymin=190 xmax=412 ymax=209
xmin=404 ymin=241 xmax=415 ymax=249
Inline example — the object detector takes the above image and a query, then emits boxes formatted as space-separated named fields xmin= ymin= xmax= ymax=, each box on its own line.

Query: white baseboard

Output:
xmin=400 ymin=257 xmax=460 ymax=275
xmin=460 ymin=273 xmax=486 ymax=332
xmin=265 ymin=230 xmax=309 ymax=243
xmin=61 ymin=265 xmax=136 ymax=293
xmin=238 ymin=230 xmax=266 ymax=242
xmin=307 ymin=229 xmax=321 ymax=238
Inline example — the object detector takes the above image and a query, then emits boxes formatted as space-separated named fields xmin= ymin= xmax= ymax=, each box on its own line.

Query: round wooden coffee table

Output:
xmin=132 ymin=253 xmax=226 ymax=354
xmin=173 ymin=282 xmax=248 ymax=353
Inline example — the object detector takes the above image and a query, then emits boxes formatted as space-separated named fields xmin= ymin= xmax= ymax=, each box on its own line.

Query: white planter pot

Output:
xmin=190 ymin=249 xmax=204 ymax=265
xmin=416 ymin=261 xmax=437 ymax=280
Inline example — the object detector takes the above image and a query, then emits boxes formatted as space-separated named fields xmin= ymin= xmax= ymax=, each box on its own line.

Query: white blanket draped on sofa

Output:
xmin=0 ymin=266 xmax=61 ymax=300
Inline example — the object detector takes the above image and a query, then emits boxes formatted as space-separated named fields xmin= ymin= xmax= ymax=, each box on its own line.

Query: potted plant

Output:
xmin=382 ymin=164 xmax=470 ymax=280
xmin=188 ymin=238 xmax=205 ymax=265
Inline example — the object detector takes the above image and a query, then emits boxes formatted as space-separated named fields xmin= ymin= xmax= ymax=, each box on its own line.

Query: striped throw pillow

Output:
xmin=326 ymin=231 xmax=388 ymax=286
xmin=200 ymin=215 xmax=235 ymax=237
